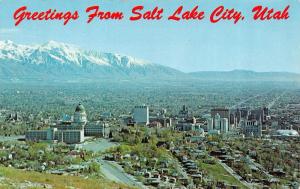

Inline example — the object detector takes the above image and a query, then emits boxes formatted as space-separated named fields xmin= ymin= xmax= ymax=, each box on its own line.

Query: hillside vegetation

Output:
xmin=0 ymin=166 xmax=133 ymax=189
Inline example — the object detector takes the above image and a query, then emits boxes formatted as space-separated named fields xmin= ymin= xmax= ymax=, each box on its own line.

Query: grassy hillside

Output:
xmin=198 ymin=161 xmax=246 ymax=189
xmin=0 ymin=166 xmax=133 ymax=189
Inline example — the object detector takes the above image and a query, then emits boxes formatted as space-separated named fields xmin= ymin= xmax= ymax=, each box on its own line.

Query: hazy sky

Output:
xmin=0 ymin=0 xmax=299 ymax=73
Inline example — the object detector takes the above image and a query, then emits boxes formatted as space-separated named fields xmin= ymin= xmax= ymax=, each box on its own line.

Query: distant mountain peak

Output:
xmin=40 ymin=41 xmax=79 ymax=51
xmin=0 ymin=40 xmax=181 ymax=82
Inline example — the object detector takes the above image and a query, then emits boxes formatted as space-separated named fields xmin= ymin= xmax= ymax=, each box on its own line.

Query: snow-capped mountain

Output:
xmin=2 ymin=41 xmax=297 ymax=83
xmin=0 ymin=40 xmax=182 ymax=82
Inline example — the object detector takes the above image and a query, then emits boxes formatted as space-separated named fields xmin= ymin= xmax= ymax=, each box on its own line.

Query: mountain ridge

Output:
xmin=189 ymin=70 xmax=300 ymax=81
xmin=0 ymin=40 xmax=182 ymax=81
xmin=0 ymin=40 xmax=299 ymax=83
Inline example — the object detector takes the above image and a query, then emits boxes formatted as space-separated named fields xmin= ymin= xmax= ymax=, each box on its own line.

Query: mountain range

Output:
xmin=189 ymin=70 xmax=300 ymax=82
xmin=0 ymin=40 xmax=299 ymax=83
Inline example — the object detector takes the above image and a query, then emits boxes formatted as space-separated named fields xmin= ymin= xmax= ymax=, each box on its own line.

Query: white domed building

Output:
xmin=25 ymin=103 xmax=110 ymax=144
xmin=74 ymin=103 xmax=87 ymax=124
xmin=272 ymin=129 xmax=299 ymax=139
xmin=275 ymin=129 xmax=299 ymax=137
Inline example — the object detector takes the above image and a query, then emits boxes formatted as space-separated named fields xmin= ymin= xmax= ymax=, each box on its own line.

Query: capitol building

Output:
xmin=26 ymin=103 xmax=110 ymax=144
xmin=74 ymin=103 xmax=87 ymax=124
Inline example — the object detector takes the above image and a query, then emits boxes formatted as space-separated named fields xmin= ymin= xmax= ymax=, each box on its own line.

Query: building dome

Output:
xmin=75 ymin=103 xmax=86 ymax=113
xmin=74 ymin=103 xmax=87 ymax=124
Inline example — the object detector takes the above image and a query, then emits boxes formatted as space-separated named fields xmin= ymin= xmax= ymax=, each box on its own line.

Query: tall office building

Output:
xmin=214 ymin=113 xmax=221 ymax=130
xmin=207 ymin=114 xmax=228 ymax=133
xmin=240 ymin=108 xmax=250 ymax=119
xmin=211 ymin=108 xmax=230 ymax=120
xmin=249 ymin=107 xmax=269 ymax=123
xmin=178 ymin=105 xmax=192 ymax=119
xmin=220 ymin=118 xmax=229 ymax=133
xmin=133 ymin=105 xmax=149 ymax=125
xmin=207 ymin=117 xmax=214 ymax=131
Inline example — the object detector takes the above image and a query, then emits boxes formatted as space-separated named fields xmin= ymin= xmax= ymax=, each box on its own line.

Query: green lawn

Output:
xmin=198 ymin=161 xmax=247 ymax=189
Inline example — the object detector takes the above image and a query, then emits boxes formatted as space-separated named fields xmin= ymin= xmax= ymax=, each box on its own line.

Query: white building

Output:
xmin=271 ymin=129 xmax=299 ymax=139
xmin=206 ymin=115 xmax=228 ymax=133
xmin=207 ymin=117 xmax=214 ymax=131
xmin=214 ymin=113 xmax=221 ymax=130
xmin=26 ymin=103 xmax=87 ymax=144
xmin=26 ymin=128 xmax=84 ymax=144
xmin=26 ymin=103 xmax=110 ymax=144
xmin=175 ymin=122 xmax=202 ymax=132
xmin=55 ymin=130 xmax=85 ymax=144
xmin=133 ymin=105 xmax=149 ymax=125
xmin=84 ymin=121 xmax=110 ymax=138
xmin=73 ymin=103 xmax=87 ymax=124
xmin=220 ymin=118 xmax=229 ymax=133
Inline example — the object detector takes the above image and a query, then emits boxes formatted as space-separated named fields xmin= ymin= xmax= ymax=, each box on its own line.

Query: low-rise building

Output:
xmin=84 ymin=121 xmax=110 ymax=138
xmin=175 ymin=122 xmax=202 ymax=132
xmin=54 ymin=129 xmax=84 ymax=144
xmin=25 ymin=130 xmax=48 ymax=141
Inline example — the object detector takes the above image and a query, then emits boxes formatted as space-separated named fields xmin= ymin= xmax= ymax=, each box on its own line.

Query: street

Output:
xmin=82 ymin=138 xmax=146 ymax=188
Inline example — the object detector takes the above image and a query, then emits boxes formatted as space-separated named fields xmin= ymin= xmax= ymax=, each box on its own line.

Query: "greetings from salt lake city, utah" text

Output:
xmin=13 ymin=5 xmax=290 ymax=26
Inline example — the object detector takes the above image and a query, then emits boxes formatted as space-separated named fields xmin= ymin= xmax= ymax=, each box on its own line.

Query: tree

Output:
xmin=88 ymin=162 xmax=100 ymax=173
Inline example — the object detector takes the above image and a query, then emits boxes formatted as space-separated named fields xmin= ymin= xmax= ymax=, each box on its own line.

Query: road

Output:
xmin=230 ymin=90 xmax=285 ymax=110
xmin=217 ymin=160 xmax=252 ymax=189
xmin=230 ymin=94 xmax=262 ymax=109
xmin=267 ymin=92 xmax=286 ymax=110
xmin=97 ymin=158 xmax=146 ymax=188
xmin=0 ymin=135 xmax=24 ymax=142
xmin=82 ymin=138 xmax=146 ymax=189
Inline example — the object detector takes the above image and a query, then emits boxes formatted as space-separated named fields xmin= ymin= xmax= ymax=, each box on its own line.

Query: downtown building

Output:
xmin=149 ymin=109 xmax=173 ymax=128
xmin=26 ymin=103 xmax=110 ymax=144
xmin=239 ymin=119 xmax=262 ymax=137
xmin=211 ymin=108 xmax=230 ymax=121
xmin=132 ymin=105 xmax=149 ymax=125
xmin=175 ymin=105 xmax=203 ymax=132
xmin=231 ymin=107 xmax=269 ymax=125
xmin=207 ymin=113 xmax=229 ymax=133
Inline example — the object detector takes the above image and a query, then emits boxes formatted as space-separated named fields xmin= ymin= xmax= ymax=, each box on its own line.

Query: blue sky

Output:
xmin=0 ymin=0 xmax=299 ymax=73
